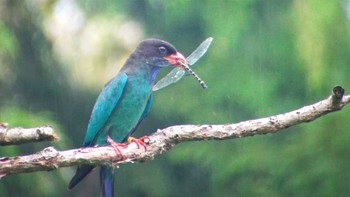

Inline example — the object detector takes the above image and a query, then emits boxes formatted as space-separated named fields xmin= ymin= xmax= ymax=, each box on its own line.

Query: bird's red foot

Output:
xmin=127 ymin=136 xmax=149 ymax=150
xmin=107 ymin=136 xmax=126 ymax=159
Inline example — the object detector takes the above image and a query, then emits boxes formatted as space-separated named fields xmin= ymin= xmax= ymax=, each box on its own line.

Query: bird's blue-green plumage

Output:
xmin=68 ymin=39 xmax=184 ymax=197
xmin=82 ymin=72 xmax=128 ymax=147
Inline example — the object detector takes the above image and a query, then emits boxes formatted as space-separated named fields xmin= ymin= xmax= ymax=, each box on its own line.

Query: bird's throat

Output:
xmin=150 ymin=66 xmax=161 ymax=84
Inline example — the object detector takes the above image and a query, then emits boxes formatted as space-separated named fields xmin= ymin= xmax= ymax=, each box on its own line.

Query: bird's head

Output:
xmin=136 ymin=39 xmax=186 ymax=68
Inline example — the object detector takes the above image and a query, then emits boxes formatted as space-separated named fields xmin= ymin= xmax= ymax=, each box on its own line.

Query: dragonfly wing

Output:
xmin=186 ymin=37 xmax=213 ymax=65
xmin=152 ymin=67 xmax=185 ymax=91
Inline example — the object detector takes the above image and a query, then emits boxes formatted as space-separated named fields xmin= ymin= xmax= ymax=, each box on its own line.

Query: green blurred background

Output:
xmin=1 ymin=0 xmax=350 ymax=196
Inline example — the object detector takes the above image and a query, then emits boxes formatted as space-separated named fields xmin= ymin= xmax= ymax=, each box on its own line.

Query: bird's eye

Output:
xmin=158 ymin=46 xmax=167 ymax=54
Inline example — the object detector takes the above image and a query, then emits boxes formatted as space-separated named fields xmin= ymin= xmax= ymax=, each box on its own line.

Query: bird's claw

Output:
xmin=107 ymin=136 xmax=126 ymax=160
xmin=127 ymin=136 xmax=149 ymax=150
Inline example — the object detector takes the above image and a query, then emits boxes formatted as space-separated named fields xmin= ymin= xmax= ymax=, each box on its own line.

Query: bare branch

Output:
xmin=0 ymin=86 xmax=349 ymax=177
xmin=0 ymin=125 xmax=58 ymax=146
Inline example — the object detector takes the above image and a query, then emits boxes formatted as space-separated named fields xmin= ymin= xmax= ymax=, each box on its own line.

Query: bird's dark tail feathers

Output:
xmin=68 ymin=165 xmax=95 ymax=190
xmin=100 ymin=165 xmax=115 ymax=197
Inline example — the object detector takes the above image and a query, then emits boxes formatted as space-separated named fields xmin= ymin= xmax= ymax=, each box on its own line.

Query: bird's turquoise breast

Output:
xmin=95 ymin=73 xmax=152 ymax=145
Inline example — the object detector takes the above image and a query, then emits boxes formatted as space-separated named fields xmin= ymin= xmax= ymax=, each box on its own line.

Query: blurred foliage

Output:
xmin=0 ymin=0 xmax=350 ymax=196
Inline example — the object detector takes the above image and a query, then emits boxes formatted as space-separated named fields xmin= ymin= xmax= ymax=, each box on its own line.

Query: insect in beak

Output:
xmin=177 ymin=60 xmax=207 ymax=89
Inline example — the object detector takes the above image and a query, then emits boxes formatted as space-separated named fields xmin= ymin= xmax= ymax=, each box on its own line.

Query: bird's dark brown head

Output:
xmin=135 ymin=39 xmax=186 ymax=68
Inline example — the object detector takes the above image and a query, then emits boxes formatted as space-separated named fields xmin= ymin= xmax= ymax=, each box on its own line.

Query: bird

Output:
xmin=68 ymin=39 xmax=186 ymax=197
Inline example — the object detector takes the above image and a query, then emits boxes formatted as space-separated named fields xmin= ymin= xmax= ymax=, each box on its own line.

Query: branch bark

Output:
xmin=0 ymin=124 xmax=58 ymax=146
xmin=0 ymin=86 xmax=349 ymax=177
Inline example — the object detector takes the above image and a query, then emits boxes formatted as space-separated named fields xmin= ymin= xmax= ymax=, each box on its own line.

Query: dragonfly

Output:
xmin=152 ymin=37 xmax=213 ymax=91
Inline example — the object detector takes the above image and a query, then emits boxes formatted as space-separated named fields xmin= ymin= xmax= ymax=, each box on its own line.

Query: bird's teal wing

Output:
xmin=83 ymin=72 xmax=128 ymax=147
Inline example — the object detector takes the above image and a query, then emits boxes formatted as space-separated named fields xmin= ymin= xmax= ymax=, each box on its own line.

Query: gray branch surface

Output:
xmin=0 ymin=124 xmax=58 ymax=146
xmin=0 ymin=86 xmax=349 ymax=178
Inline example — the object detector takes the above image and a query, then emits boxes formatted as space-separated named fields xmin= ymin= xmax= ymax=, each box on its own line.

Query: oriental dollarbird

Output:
xmin=68 ymin=39 xmax=186 ymax=197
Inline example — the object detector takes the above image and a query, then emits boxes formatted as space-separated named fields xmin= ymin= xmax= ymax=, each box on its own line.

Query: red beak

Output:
xmin=164 ymin=52 xmax=186 ymax=67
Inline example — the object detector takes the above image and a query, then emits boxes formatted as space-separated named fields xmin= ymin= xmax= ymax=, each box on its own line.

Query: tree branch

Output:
xmin=0 ymin=86 xmax=349 ymax=178
xmin=0 ymin=124 xmax=58 ymax=146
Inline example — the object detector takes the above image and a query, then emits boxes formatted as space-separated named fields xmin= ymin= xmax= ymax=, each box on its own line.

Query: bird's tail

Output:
xmin=68 ymin=165 xmax=95 ymax=190
xmin=100 ymin=165 xmax=115 ymax=197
